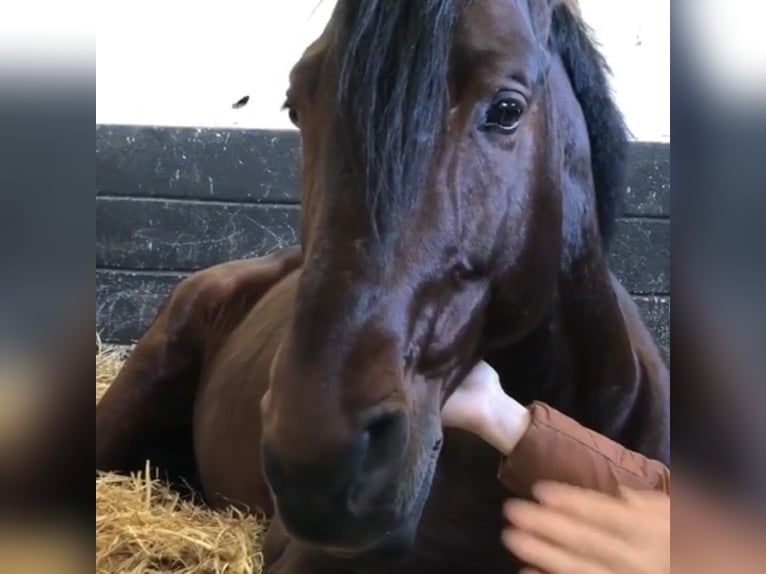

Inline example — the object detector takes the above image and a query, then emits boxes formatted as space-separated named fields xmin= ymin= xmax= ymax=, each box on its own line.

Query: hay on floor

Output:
xmin=96 ymin=345 xmax=269 ymax=574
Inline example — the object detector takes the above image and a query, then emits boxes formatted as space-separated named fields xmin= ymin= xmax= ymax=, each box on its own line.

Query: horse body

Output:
xmin=97 ymin=1 xmax=669 ymax=572
xmin=96 ymin=254 xmax=665 ymax=574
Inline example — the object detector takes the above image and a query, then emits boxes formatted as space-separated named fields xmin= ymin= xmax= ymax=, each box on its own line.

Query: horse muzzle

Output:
xmin=260 ymin=403 xmax=439 ymax=555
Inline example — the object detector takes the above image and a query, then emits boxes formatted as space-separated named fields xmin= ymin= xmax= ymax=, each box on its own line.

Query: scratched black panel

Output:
xmin=96 ymin=270 xmax=185 ymax=343
xmin=623 ymin=142 xmax=671 ymax=217
xmin=634 ymin=296 xmax=670 ymax=362
xmin=96 ymin=125 xmax=669 ymax=216
xmin=96 ymin=197 xmax=300 ymax=271
xmin=96 ymin=269 xmax=671 ymax=357
xmin=608 ymin=218 xmax=670 ymax=295
xmin=96 ymin=125 xmax=301 ymax=203
xmin=97 ymin=198 xmax=666 ymax=293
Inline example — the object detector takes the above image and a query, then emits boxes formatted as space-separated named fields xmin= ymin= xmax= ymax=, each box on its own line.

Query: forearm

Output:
xmin=441 ymin=361 xmax=670 ymax=498
xmin=478 ymin=393 xmax=531 ymax=455
xmin=493 ymin=401 xmax=671 ymax=497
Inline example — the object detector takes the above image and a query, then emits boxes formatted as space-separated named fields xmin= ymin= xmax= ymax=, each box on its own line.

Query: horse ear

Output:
xmin=525 ymin=0 xmax=558 ymax=47
xmin=526 ymin=0 xmax=579 ymax=48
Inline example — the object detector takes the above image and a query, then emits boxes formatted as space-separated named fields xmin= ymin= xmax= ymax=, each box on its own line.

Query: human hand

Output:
xmin=441 ymin=361 xmax=530 ymax=454
xmin=502 ymin=481 xmax=669 ymax=574
xmin=441 ymin=361 xmax=503 ymax=434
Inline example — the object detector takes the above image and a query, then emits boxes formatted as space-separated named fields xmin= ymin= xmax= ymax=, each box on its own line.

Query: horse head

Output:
xmin=260 ymin=0 xmax=632 ymax=557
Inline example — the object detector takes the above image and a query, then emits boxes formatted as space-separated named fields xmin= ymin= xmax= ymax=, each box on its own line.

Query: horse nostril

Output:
xmin=261 ymin=406 xmax=410 ymax=525
xmin=358 ymin=405 xmax=409 ymax=476
xmin=261 ymin=444 xmax=287 ymax=497
xmin=344 ymin=406 xmax=409 ymax=516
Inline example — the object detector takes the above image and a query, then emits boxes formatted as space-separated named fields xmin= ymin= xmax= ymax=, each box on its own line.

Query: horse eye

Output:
xmin=483 ymin=93 xmax=525 ymax=133
xmin=282 ymin=100 xmax=300 ymax=127
xmin=288 ymin=107 xmax=300 ymax=127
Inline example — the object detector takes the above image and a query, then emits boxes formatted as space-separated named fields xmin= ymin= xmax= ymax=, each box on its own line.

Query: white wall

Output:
xmin=96 ymin=0 xmax=669 ymax=142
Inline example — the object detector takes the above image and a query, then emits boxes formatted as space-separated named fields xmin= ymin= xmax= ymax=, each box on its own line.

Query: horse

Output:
xmin=96 ymin=1 xmax=670 ymax=572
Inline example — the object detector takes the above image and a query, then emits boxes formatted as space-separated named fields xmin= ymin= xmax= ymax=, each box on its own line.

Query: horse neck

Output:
xmin=487 ymin=246 xmax=663 ymax=457
xmin=486 ymin=75 xmax=656 ymax=448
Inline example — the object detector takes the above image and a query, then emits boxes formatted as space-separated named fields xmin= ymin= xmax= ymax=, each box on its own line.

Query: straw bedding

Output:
xmin=96 ymin=345 xmax=269 ymax=574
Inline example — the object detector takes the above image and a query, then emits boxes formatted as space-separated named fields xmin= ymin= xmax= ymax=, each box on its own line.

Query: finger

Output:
xmin=502 ymin=528 xmax=611 ymax=574
xmin=531 ymin=481 xmax=640 ymax=537
xmin=504 ymin=499 xmax=643 ymax=570
xmin=620 ymin=487 xmax=671 ymax=515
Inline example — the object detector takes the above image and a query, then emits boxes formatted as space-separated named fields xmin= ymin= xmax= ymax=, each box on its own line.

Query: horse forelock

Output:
xmin=324 ymin=0 xmax=626 ymax=252
xmin=330 ymin=0 xmax=459 ymax=240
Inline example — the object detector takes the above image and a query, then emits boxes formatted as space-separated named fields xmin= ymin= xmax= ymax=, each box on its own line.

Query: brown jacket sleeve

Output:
xmin=498 ymin=401 xmax=670 ymax=497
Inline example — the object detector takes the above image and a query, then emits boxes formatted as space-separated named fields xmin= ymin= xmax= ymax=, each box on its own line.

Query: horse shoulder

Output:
xmin=609 ymin=272 xmax=668 ymax=383
xmin=171 ymin=246 xmax=303 ymax=341
xmin=96 ymin=248 xmax=302 ymax=475
xmin=609 ymin=271 xmax=670 ymax=460
xmin=192 ymin=264 xmax=304 ymax=514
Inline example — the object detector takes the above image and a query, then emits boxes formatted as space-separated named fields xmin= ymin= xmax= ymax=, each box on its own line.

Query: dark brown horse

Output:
xmin=96 ymin=1 xmax=669 ymax=572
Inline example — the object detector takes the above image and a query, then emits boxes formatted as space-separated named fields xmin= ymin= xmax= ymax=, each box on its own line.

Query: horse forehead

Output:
xmin=457 ymin=0 xmax=537 ymax=56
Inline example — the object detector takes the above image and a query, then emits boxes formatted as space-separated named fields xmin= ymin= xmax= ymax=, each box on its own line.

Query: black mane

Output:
xmin=332 ymin=0 xmax=458 ymax=238
xmin=550 ymin=4 xmax=629 ymax=250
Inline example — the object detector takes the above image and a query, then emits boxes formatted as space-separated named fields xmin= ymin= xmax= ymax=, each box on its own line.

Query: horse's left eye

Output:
xmin=483 ymin=93 xmax=525 ymax=133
